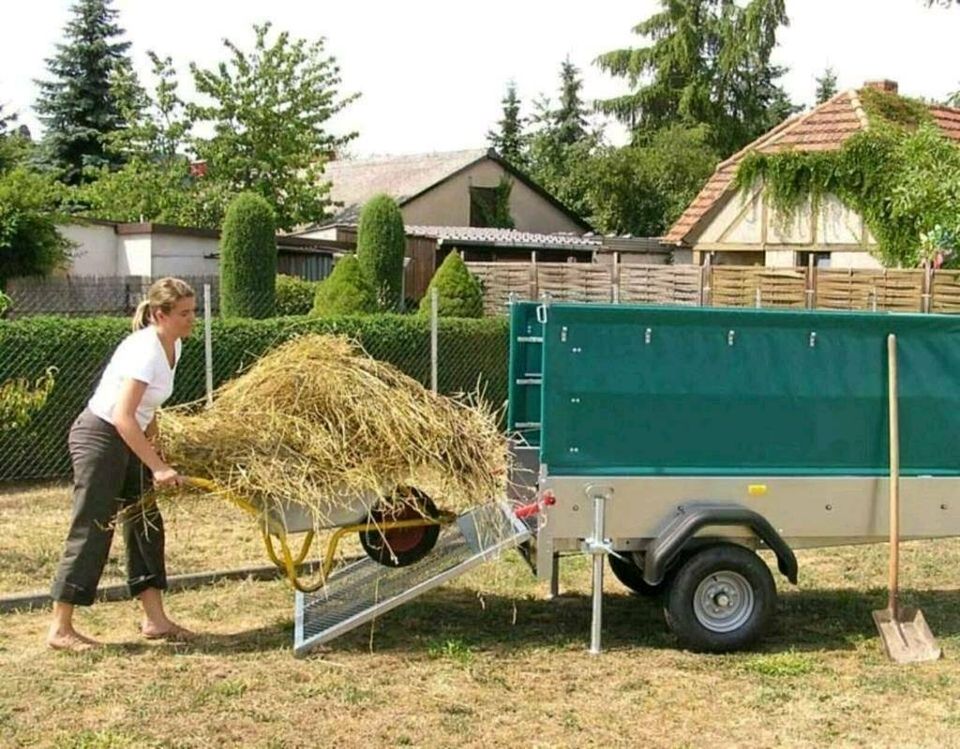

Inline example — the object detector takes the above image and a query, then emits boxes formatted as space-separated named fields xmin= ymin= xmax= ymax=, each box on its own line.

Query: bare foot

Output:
xmin=47 ymin=629 xmax=100 ymax=652
xmin=140 ymin=621 xmax=197 ymax=642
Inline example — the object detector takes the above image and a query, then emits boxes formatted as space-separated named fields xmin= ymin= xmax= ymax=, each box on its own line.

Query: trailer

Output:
xmin=510 ymin=299 xmax=960 ymax=653
xmin=291 ymin=298 xmax=960 ymax=656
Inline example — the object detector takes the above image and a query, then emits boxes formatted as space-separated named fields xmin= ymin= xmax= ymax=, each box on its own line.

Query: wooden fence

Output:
xmin=467 ymin=262 xmax=960 ymax=316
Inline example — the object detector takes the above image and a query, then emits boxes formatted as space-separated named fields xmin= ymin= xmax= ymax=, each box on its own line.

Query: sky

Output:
xmin=1 ymin=0 xmax=958 ymax=157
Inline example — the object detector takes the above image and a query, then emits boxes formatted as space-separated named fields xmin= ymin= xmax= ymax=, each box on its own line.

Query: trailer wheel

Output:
xmin=608 ymin=553 xmax=663 ymax=597
xmin=359 ymin=489 xmax=441 ymax=568
xmin=663 ymin=544 xmax=776 ymax=653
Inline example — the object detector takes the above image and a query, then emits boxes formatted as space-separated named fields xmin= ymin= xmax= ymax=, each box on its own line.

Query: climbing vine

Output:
xmin=734 ymin=89 xmax=960 ymax=267
xmin=473 ymin=177 xmax=515 ymax=229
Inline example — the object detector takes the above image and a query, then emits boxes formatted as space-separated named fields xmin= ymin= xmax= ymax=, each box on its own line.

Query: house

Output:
xmin=300 ymin=224 xmax=599 ymax=302
xmin=293 ymin=147 xmax=601 ymax=300
xmin=60 ymin=220 xmax=347 ymax=280
xmin=664 ymin=80 xmax=960 ymax=268
xmin=301 ymin=148 xmax=592 ymax=236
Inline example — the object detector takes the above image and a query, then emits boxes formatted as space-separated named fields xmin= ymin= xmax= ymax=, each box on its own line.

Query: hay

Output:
xmin=157 ymin=334 xmax=509 ymax=528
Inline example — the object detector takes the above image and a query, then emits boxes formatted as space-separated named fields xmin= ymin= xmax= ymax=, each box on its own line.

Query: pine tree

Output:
xmin=34 ymin=0 xmax=139 ymax=184
xmin=595 ymin=0 xmax=798 ymax=157
xmin=487 ymin=81 xmax=525 ymax=166
xmin=815 ymin=67 xmax=838 ymax=104
xmin=555 ymin=57 xmax=588 ymax=146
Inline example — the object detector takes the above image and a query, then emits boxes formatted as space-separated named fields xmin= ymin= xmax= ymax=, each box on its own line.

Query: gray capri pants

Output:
xmin=50 ymin=408 xmax=167 ymax=605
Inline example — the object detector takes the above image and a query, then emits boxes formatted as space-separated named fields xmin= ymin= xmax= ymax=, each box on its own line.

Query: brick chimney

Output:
xmin=863 ymin=79 xmax=899 ymax=94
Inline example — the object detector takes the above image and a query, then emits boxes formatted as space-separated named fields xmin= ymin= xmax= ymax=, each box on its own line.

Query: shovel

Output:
xmin=872 ymin=334 xmax=941 ymax=664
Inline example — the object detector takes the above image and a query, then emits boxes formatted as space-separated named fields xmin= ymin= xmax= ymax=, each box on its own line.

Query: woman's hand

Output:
xmin=152 ymin=464 xmax=181 ymax=487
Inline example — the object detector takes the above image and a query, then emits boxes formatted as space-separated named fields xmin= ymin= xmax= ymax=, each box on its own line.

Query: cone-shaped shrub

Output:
xmin=311 ymin=255 xmax=377 ymax=316
xmin=419 ymin=251 xmax=483 ymax=318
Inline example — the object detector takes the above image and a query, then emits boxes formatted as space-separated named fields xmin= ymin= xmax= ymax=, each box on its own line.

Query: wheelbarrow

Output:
xmin=184 ymin=476 xmax=458 ymax=593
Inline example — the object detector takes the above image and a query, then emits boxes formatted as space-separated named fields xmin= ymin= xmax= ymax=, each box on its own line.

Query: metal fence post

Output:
xmin=203 ymin=284 xmax=213 ymax=407
xmin=430 ymin=286 xmax=439 ymax=394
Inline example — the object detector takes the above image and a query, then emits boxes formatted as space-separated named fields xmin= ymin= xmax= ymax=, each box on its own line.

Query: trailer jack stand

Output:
xmin=581 ymin=487 xmax=613 ymax=654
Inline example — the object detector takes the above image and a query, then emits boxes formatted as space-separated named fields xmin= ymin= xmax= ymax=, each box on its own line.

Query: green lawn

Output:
xmin=2 ymin=483 xmax=960 ymax=748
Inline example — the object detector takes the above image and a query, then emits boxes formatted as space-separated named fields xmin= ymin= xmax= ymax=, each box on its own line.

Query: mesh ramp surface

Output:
xmin=294 ymin=502 xmax=531 ymax=656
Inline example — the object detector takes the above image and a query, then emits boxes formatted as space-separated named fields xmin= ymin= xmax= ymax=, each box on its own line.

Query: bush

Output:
xmin=0 ymin=167 xmax=73 ymax=285
xmin=419 ymin=251 xmax=484 ymax=318
xmin=311 ymin=255 xmax=377 ymax=316
xmin=0 ymin=313 xmax=509 ymax=481
xmin=219 ymin=193 xmax=277 ymax=318
xmin=275 ymin=274 xmax=320 ymax=316
xmin=356 ymin=194 xmax=405 ymax=310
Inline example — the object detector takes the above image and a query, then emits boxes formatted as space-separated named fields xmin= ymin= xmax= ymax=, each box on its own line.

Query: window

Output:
xmin=797 ymin=251 xmax=831 ymax=269
xmin=469 ymin=186 xmax=500 ymax=228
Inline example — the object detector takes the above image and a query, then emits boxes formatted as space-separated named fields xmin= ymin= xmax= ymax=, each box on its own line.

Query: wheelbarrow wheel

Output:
xmin=359 ymin=488 xmax=441 ymax=568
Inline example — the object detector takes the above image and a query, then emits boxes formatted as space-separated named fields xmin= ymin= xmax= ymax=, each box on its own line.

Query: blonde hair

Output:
xmin=132 ymin=277 xmax=196 ymax=331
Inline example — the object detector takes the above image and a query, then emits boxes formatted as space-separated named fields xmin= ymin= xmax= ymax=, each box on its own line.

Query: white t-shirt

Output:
xmin=88 ymin=326 xmax=182 ymax=430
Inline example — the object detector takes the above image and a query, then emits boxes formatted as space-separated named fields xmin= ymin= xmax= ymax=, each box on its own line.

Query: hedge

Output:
xmin=0 ymin=314 xmax=508 ymax=482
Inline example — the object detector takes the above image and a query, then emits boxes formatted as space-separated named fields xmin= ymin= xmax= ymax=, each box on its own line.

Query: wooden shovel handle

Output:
xmin=887 ymin=333 xmax=900 ymax=616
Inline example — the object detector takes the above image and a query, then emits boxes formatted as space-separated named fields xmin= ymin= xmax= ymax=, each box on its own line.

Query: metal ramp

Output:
xmin=293 ymin=502 xmax=532 ymax=656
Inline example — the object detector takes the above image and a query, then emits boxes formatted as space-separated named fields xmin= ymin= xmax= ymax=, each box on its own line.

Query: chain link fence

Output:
xmin=0 ymin=281 xmax=507 ymax=483
xmin=2 ymin=275 xmax=223 ymax=318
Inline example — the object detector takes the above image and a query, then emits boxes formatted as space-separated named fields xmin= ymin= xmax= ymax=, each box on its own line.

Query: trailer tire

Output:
xmin=663 ymin=544 xmax=776 ymax=653
xmin=359 ymin=489 xmax=441 ymax=568
xmin=608 ymin=553 xmax=663 ymax=597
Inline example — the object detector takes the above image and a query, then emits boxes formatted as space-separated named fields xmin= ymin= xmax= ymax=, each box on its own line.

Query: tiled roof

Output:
xmin=664 ymin=89 xmax=960 ymax=246
xmin=930 ymin=105 xmax=960 ymax=141
xmin=320 ymin=149 xmax=488 ymax=224
xmin=406 ymin=225 xmax=601 ymax=251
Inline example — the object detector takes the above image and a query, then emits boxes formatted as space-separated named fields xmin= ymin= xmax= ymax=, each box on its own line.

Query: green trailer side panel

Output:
xmin=535 ymin=303 xmax=960 ymax=477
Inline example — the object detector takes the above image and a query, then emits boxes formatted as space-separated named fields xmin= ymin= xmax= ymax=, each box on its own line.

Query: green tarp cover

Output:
xmin=513 ymin=302 xmax=960 ymax=477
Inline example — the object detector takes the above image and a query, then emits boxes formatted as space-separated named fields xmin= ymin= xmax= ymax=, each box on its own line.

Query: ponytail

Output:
xmin=131 ymin=277 xmax=195 ymax=331
xmin=132 ymin=299 xmax=153 ymax=331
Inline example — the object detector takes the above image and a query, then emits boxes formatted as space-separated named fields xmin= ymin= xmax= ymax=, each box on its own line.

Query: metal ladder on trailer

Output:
xmin=508 ymin=299 xmax=546 ymax=448
xmin=293 ymin=502 xmax=532 ymax=657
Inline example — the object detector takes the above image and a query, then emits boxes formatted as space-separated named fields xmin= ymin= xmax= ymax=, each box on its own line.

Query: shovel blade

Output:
xmin=872 ymin=607 xmax=942 ymax=664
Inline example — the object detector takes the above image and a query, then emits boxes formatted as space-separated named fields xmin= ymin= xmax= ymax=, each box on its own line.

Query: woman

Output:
xmin=47 ymin=277 xmax=197 ymax=651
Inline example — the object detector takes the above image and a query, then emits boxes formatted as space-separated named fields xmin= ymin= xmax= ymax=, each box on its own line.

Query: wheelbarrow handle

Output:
xmin=183 ymin=476 xmax=219 ymax=492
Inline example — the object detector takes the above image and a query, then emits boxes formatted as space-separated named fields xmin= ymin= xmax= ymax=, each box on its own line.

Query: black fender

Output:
xmin=643 ymin=502 xmax=798 ymax=586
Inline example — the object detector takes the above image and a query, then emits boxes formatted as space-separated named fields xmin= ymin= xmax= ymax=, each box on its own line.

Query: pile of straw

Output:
xmin=157 ymin=334 xmax=509 ymax=526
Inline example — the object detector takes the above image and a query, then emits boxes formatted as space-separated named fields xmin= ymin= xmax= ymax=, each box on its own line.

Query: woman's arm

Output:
xmin=113 ymin=378 xmax=179 ymax=486
xmin=145 ymin=415 xmax=157 ymax=441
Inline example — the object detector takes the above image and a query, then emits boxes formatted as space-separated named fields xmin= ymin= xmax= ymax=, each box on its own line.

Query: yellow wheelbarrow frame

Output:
xmin=184 ymin=477 xmax=456 ymax=593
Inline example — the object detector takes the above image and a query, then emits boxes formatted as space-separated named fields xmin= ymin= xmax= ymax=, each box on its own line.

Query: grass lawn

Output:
xmin=2 ymin=483 xmax=960 ymax=747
